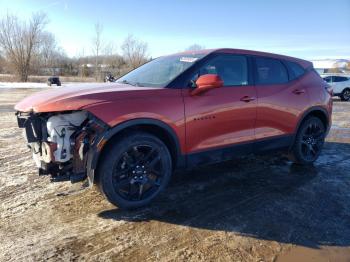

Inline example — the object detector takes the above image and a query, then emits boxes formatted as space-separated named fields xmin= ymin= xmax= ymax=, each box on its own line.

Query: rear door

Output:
xmin=326 ymin=76 xmax=339 ymax=93
xmin=254 ymin=57 xmax=310 ymax=150
xmin=183 ymin=54 xmax=257 ymax=163
xmin=333 ymin=76 xmax=349 ymax=94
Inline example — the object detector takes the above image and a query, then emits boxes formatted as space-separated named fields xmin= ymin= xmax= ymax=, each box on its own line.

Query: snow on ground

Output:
xmin=0 ymin=82 xmax=49 ymax=88
xmin=0 ymin=82 xmax=98 ymax=89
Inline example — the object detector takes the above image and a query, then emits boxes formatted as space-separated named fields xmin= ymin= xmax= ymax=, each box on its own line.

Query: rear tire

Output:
xmin=97 ymin=131 xmax=172 ymax=209
xmin=289 ymin=117 xmax=325 ymax=165
xmin=340 ymin=88 xmax=350 ymax=101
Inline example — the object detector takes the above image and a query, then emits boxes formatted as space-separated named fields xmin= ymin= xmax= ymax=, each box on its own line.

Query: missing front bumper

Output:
xmin=16 ymin=111 xmax=109 ymax=184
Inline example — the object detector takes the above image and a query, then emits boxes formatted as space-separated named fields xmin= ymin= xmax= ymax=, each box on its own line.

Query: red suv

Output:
xmin=15 ymin=49 xmax=332 ymax=209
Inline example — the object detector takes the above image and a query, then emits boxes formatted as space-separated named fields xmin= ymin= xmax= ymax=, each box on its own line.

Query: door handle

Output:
xmin=240 ymin=96 xmax=256 ymax=102
xmin=292 ymin=89 xmax=305 ymax=95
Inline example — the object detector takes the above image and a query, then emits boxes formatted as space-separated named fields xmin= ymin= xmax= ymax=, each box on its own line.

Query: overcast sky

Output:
xmin=1 ymin=0 xmax=350 ymax=59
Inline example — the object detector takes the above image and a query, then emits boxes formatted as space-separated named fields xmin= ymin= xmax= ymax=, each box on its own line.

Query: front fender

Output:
xmin=86 ymin=117 xmax=185 ymax=186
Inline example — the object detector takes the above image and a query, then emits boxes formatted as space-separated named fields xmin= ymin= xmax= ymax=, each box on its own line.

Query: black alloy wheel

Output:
xmin=112 ymin=144 xmax=164 ymax=202
xmin=289 ymin=117 xmax=325 ymax=165
xmin=97 ymin=131 xmax=172 ymax=209
xmin=300 ymin=121 xmax=325 ymax=162
xmin=341 ymin=89 xmax=350 ymax=101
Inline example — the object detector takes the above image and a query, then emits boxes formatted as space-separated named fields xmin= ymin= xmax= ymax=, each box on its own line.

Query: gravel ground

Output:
xmin=0 ymin=88 xmax=350 ymax=262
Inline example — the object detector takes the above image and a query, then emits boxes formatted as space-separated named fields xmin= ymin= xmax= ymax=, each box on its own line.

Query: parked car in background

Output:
xmin=47 ymin=76 xmax=61 ymax=86
xmin=322 ymin=75 xmax=350 ymax=101
xmin=15 ymin=48 xmax=332 ymax=209
xmin=104 ymin=73 xmax=116 ymax=82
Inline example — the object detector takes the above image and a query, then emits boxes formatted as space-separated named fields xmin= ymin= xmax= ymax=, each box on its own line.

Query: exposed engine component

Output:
xmin=32 ymin=141 xmax=56 ymax=166
xmin=16 ymin=110 xmax=108 ymax=183
xmin=46 ymin=111 xmax=87 ymax=162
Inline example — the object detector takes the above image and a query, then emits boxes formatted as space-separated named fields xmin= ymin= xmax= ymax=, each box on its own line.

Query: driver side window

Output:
xmin=189 ymin=54 xmax=248 ymax=87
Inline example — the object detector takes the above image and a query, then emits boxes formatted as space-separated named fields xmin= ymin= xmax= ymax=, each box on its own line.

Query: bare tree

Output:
xmin=40 ymin=32 xmax=56 ymax=66
xmin=76 ymin=48 xmax=86 ymax=78
xmin=0 ymin=54 xmax=6 ymax=73
xmin=92 ymin=22 xmax=103 ymax=80
xmin=33 ymin=32 xmax=63 ymax=74
xmin=103 ymin=42 xmax=115 ymax=57
xmin=121 ymin=35 xmax=148 ymax=69
xmin=0 ymin=12 xmax=48 ymax=81
xmin=186 ymin=44 xmax=205 ymax=51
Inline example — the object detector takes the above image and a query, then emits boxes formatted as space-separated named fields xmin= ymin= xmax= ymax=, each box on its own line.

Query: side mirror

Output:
xmin=191 ymin=74 xmax=223 ymax=95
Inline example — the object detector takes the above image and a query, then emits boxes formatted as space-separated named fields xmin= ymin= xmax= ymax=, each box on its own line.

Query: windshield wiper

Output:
xmin=118 ymin=80 xmax=145 ymax=87
xmin=119 ymin=79 xmax=135 ymax=86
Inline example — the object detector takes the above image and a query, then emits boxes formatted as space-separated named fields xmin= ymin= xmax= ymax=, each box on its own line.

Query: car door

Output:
xmin=183 ymin=54 xmax=257 ymax=164
xmin=328 ymin=76 xmax=341 ymax=93
xmin=254 ymin=57 xmax=310 ymax=150
xmin=333 ymin=76 xmax=348 ymax=94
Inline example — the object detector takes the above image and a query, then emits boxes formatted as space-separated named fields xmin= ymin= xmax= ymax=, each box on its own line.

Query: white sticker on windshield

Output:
xmin=180 ymin=57 xmax=199 ymax=63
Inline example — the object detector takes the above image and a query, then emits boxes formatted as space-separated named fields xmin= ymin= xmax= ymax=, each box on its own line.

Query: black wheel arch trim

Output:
xmin=290 ymin=106 xmax=330 ymax=149
xmin=86 ymin=118 xmax=185 ymax=185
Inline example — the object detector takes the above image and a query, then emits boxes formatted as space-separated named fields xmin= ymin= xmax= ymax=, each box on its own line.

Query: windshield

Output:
xmin=117 ymin=54 xmax=205 ymax=87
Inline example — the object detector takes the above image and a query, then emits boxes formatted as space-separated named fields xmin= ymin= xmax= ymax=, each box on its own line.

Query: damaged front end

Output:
xmin=16 ymin=110 xmax=108 ymax=185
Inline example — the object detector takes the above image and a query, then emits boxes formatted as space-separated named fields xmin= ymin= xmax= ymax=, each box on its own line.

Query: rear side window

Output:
xmin=255 ymin=57 xmax=288 ymax=84
xmin=285 ymin=61 xmax=305 ymax=80
xmin=333 ymin=76 xmax=349 ymax=82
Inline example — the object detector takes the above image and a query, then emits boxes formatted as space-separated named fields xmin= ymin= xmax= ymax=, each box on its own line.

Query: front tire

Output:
xmin=97 ymin=131 xmax=172 ymax=209
xmin=289 ymin=117 xmax=326 ymax=165
xmin=340 ymin=88 xmax=350 ymax=101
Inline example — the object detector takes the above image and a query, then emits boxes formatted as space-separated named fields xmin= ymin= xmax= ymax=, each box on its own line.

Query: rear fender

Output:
xmin=289 ymin=106 xmax=330 ymax=150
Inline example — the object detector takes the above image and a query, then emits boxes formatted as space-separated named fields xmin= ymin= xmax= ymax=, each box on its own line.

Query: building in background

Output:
xmin=311 ymin=59 xmax=350 ymax=75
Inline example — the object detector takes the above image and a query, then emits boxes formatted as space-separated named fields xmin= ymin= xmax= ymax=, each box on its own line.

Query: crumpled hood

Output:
xmin=14 ymin=83 xmax=162 ymax=113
